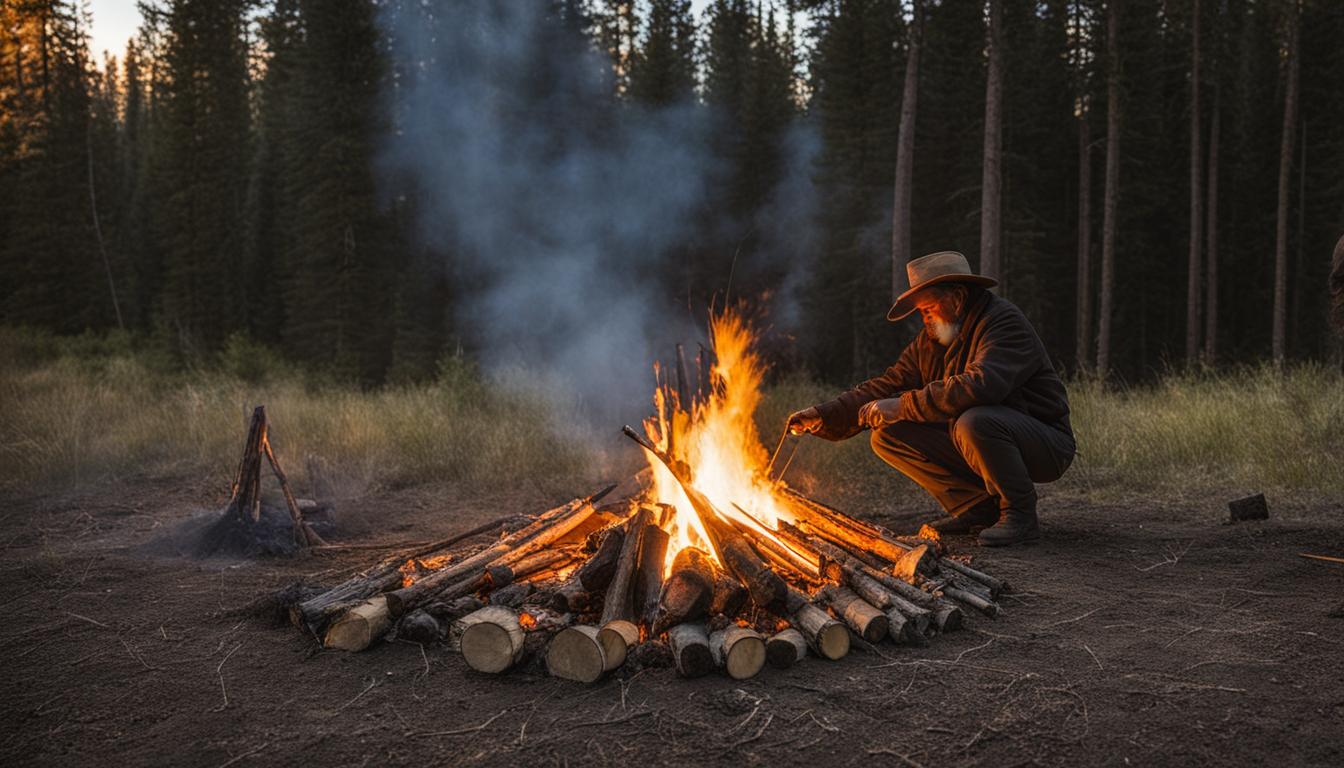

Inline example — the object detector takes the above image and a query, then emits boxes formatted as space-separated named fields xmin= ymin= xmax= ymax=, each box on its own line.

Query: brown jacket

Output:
xmin=814 ymin=292 xmax=1072 ymax=441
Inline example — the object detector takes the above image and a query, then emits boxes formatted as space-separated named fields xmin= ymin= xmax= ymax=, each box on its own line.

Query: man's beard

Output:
xmin=927 ymin=318 xmax=961 ymax=346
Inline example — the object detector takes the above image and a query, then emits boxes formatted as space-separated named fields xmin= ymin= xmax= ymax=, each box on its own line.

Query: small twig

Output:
xmin=867 ymin=747 xmax=927 ymax=767
xmin=1083 ymin=643 xmax=1104 ymax=671
xmin=416 ymin=707 xmax=513 ymax=737
xmin=210 ymin=642 xmax=243 ymax=713
xmin=734 ymin=712 xmax=773 ymax=747
xmin=333 ymin=678 xmax=379 ymax=714
xmin=570 ymin=708 xmax=656 ymax=729
xmin=214 ymin=742 xmax=270 ymax=768
xmin=120 ymin=637 xmax=158 ymax=671
xmin=1039 ymin=607 xmax=1101 ymax=630
xmin=67 ymin=612 xmax=108 ymax=628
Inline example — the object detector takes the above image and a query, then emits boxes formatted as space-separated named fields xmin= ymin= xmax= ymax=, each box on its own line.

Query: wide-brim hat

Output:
xmin=887 ymin=250 xmax=998 ymax=321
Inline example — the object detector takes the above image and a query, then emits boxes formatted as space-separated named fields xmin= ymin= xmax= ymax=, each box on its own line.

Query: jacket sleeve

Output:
xmin=896 ymin=312 xmax=1039 ymax=422
xmin=812 ymin=339 xmax=924 ymax=441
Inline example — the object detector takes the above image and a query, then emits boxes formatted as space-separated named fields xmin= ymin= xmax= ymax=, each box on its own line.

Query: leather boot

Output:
xmin=926 ymin=497 xmax=1000 ymax=536
xmin=977 ymin=508 xmax=1041 ymax=547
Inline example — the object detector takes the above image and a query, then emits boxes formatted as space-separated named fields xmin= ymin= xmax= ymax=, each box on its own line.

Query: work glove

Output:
xmin=786 ymin=406 xmax=823 ymax=435
xmin=857 ymin=397 xmax=902 ymax=430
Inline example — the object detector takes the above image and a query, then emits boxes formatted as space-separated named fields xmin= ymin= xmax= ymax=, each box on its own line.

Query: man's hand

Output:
xmin=858 ymin=398 xmax=901 ymax=430
xmin=786 ymin=406 xmax=823 ymax=435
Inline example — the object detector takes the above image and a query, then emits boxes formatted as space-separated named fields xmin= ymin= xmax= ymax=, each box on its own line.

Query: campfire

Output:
xmin=286 ymin=310 xmax=1008 ymax=682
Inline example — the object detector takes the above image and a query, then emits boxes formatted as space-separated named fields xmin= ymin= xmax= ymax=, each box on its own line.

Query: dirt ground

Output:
xmin=3 ymin=475 xmax=1342 ymax=767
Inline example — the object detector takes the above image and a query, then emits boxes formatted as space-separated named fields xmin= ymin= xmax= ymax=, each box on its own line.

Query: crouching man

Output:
xmin=787 ymin=251 xmax=1075 ymax=547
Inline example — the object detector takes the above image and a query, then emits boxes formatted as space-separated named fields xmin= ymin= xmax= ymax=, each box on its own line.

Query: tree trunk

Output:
xmin=979 ymin=0 xmax=1004 ymax=286
xmin=1273 ymin=0 xmax=1300 ymax=368
xmin=821 ymin=585 xmax=889 ymax=644
xmin=1096 ymin=0 xmax=1122 ymax=378
xmin=1185 ymin=0 xmax=1202 ymax=366
xmin=546 ymin=625 xmax=606 ymax=683
xmin=1204 ymin=82 xmax=1221 ymax=364
xmin=891 ymin=0 xmax=925 ymax=301
xmin=1076 ymin=110 xmax=1093 ymax=370
xmin=653 ymin=546 xmax=715 ymax=634
xmin=766 ymin=628 xmax=808 ymax=669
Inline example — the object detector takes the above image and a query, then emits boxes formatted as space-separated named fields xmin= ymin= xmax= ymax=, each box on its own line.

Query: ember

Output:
xmin=285 ymin=309 xmax=1010 ymax=681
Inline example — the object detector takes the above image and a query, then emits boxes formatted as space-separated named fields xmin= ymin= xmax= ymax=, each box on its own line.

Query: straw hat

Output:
xmin=887 ymin=251 xmax=998 ymax=321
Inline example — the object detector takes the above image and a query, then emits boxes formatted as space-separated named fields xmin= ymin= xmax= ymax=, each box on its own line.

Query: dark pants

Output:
xmin=869 ymin=406 xmax=1075 ymax=516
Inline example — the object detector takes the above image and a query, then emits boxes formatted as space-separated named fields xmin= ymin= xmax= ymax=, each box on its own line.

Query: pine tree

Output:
xmin=156 ymin=0 xmax=252 ymax=354
xmin=979 ymin=0 xmax=1004 ymax=285
xmin=1271 ymin=0 xmax=1299 ymax=367
xmin=892 ymin=0 xmax=923 ymax=301
xmin=280 ymin=0 xmax=395 ymax=383
xmin=629 ymin=0 xmax=697 ymax=105
xmin=1096 ymin=0 xmax=1121 ymax=377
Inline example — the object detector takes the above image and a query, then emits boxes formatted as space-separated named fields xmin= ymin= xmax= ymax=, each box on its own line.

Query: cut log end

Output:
xmin=765 ymin=628 xmax=807 ymax=669
xmin=710 ymin=626 xmax=766 ymax=680
xmin=323 ymin=596 xmax=390 ymax=652
xmin=546 ymin=625 xmax=607 ymax=683
xmin=597 ymin=619 xmax=639 ymax=671
xmin=667 ymin=623 xmax=714 ymax=678
xmin=459 ymin=606 xmax=525 ymax=673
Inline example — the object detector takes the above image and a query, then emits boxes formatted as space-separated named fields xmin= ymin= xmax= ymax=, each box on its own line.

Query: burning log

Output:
xmin=635 ymin=521 xmax=671 ymax=628
xmin=785 ymin=588 xmax=849 ymax=660
xmin=546 ymin=625 xmax=607 ymax=683
xmin=820 ymin=585 xmax=888 ymax=644
xmin=459 ymin=606 xmax=526 ymax=673
xmin=710 ymin=563 xmax=749 ymax=617
xmin=667 ymin=622 xmax=714 ymax=678
xmin=766 ymin=628 xmax=808 ymax=669
xmin=653 ymin=547 xmax=715 ymax=634
xmin=710 ymin=626 xmax=767 ymax=679
xmin=384 ymin=487 xmax=610 ymax=617
xmin=727 ymin=503 xmax=821 ymax=581
xmin=597 ymin=507 xmax=654 ymax=670
xmin=550 ymin=576 xmax=592 ymax=613
xmin=578 ymin=525 xmax=626 ymax=591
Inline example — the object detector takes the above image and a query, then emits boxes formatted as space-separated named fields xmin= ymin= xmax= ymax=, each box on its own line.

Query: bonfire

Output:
xmin=283 ymin=309 xmax=1008 ymax=682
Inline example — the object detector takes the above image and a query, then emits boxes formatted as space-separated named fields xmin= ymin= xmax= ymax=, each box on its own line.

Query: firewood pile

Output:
xmin=285 ymin=471 xmax=1008 ymax=683
xmin=281 ymin=316 xmax=1010 ymax=681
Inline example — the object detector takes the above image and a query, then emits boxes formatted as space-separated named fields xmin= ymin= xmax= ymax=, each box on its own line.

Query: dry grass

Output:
xmin=0 ymin=329 xmax=596 ymax=495
xmin=3 ymin=328 xmax=1340 ymax=501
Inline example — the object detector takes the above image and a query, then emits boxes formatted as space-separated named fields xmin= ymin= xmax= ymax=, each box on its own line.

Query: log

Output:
xmin=229 ymin=406 xmax=266 ymax=524
xmin=459 ymin=606 xmax=526 ymax=673
xmin=700 ymin=508 xmax=786 ymax=612
xmin=324 ymin=595 xmax=391 ymax=651
xmin=937 ymin=557 xmax=1007 ymax=597
xmin=396 ymin=609 xmax=441 ymax=643
xmin=635 ymin=523 xmax=670 ymax=628
xmin=488 ymin=582 xmax=533 ymax=608
xmin=785 ymin=588 xmax=849 ymax=660
xmin=547 ymin=625 xmax=607 ymax=683
xmin=941 ymin=584 xmax=1000 ymax=618
xmin=261 ymin=432 xmax=325 ymax=547
xmin=709 ymin=626 xmax=766 ymax=680
xmin=766 ymin=628 xmax=808 ymax=669
xmin=653 ymin=546 xmax=715 ymax=634
xmin=577 ymin=526 xmax=625 ymax=592
xmin=891 ymin=543 xmax=934 ymax=582
xmin=820 ymin=585 xmax=888 ymax=644
xmin=674 ymin=343 xmax=692 ymax=409
xmin=726 ymin=503 xmax=820 ymax=580
xmin=550 ymin=575 xmax=593 ymax=613
xmin=709 ymin=562 xmax=749 ymax=617
xmin=810 ymin=536 xmax=935 ymax=638
xmin=384 ymin=489 xmax=606 ymax=615
xmin=598 ymin=508 xmax=653 ymax=671
xmin=667 ymin=622 xmax=714 ymax=678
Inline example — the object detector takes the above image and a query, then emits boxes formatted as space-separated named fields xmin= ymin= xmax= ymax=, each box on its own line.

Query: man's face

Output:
xmin=915 ymin=288 xmax=963 ymax=345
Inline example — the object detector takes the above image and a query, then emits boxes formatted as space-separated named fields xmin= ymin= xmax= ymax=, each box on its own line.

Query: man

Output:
xmin=787 ymin=251 xmax=1075 ymax=547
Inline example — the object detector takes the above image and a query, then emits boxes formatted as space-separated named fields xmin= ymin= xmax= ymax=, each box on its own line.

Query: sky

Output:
xmin=84 ymin=1 xmax=733 ymax=66
xmin=87 ymin=0 xmax=143 ymax=62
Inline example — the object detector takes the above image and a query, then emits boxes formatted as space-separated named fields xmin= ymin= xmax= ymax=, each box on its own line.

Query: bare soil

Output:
xmin=2 ymin=476 xmax=1342 ymax=767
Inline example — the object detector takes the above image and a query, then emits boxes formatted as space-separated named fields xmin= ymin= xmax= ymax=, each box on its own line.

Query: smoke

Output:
xmin=376 ymin=1 xmax=818 ymax=427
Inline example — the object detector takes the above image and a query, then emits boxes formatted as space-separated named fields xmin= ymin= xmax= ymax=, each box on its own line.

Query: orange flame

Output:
xmin=641 ymin=309 xmax=798 ymax=574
